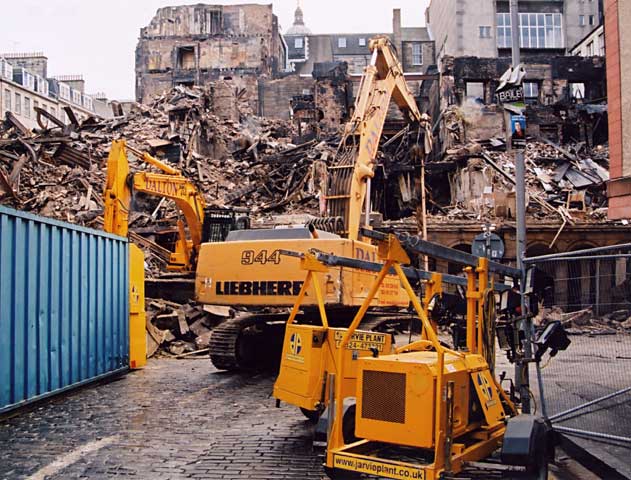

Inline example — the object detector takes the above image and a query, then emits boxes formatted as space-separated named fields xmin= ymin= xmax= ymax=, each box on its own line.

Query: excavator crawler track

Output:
xmin=210 ymin=311 xmax=413 ymax=371
xmin=209 ymin=312 xmax=289 ymax=371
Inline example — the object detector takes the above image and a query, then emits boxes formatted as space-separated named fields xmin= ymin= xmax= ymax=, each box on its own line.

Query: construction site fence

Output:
xmin=0 ymin=206 xmax=129 ymax=414
xmin=524 ymin=243 xmax=631 ymax=448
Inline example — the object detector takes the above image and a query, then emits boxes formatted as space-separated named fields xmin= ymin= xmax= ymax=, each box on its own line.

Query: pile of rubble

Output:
xmin=145 ymin=298 xmax=233 ymax=358
xmin=538 ymin=306 xmax=631 ymax=335
xmin=0 ymin=83 xmax=343 ymax=355
xmin=0 ymin=83 xmax=337 ymax=226
xmin=427 ymin=104 xmax=610 ymax=225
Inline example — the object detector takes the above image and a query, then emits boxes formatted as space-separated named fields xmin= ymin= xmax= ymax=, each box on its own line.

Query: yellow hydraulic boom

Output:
xmin=327 ymin=35 xmax=433 ymax=240
xmin=103 ymin=139 xmax=206 ymax=272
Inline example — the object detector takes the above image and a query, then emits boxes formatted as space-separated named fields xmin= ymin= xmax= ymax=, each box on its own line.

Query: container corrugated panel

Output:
xmin=0 ymin=206 xmax=129 ymax=414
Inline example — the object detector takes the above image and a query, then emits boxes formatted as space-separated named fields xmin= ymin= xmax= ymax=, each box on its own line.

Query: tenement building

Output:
xmin=0 ymin=53 xmax=104 ymax=130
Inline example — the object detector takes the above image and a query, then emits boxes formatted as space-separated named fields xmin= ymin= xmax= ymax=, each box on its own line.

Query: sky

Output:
xmin=0 ymin=0 xmax=430 ymax=100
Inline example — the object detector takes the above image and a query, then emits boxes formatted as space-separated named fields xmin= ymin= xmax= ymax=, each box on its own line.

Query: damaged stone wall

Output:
xmin=259 ymin=76 xmax=314 ymax=120
xmin=448 ymin=55 xmax=607 ymax=106
xmin=312 ymin=62 xmax=353 ymax=129
xmin=419 ymin=53 xmax=611 ymax=236
xmin=136 ymin=4 xmax=284 ymax=104
xmin=436 ymin=55 xmax=608 ymax=145
xmin=259 ymin=62 xmax=352 ymax=129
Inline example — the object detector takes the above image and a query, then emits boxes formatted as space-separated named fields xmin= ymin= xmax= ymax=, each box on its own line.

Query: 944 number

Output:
xmin=241 ymin=249 xmax=282 ymax=266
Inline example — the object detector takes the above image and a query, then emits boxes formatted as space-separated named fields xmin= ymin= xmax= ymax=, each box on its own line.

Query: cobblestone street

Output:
xmin=0 ymin=359 xmax=324 ymax=480
xmin=0 ymin=358 xmax=608 ymax=480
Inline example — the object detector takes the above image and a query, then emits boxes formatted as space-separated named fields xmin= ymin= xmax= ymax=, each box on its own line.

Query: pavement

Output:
xmin=0 ymin=357 xmax=619 ymax=480
xmin=533 ymin=334 xmax=631 ymax=479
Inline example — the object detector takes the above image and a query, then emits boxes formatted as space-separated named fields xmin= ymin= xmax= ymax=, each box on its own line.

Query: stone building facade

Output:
xmin=426 ymin=0 xmax=603 ymax=66
xmin=135 ymin=4 xmax=286 ymax=104
xmin=284 ymin=7 xmax=436 ymax=79
xmin=0 ymin=53 xmax=103 ymax=130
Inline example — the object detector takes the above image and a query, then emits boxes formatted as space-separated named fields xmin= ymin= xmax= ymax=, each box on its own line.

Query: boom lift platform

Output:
xmin=274 ymin=233 xmax=552 ymax=480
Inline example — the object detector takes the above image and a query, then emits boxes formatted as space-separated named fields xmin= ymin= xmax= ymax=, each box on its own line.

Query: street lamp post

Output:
xmin=509 ymin=0 xmax=532 ymax=414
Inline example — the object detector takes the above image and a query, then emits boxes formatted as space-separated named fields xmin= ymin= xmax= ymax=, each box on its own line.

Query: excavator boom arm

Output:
xmin=344 ymin=36 xmax=432 ymax=241
xmin=131 ymin=172 xmax=205 ymax=248
xmin=103 ymin=139 xmax=205 ymax=271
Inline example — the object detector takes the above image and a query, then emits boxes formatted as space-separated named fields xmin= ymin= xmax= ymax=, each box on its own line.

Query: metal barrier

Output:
xmin=525 ymin=244 xmax=631 ymax=447
xmin=0 ymin=206 xmax=129 ymax=414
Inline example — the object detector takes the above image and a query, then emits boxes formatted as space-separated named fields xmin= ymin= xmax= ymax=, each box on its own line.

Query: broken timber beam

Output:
xmin=5 ymin=112 xmax=31 ymax=137
xmin=53 ymin=143 xmax=91 ymax=169
xmin=63 ymin=106 xmax=80 ymax=128
xmin=537 ymin=136 xmax=579 ymax=163
xmin=35 ymin=106 xmax=66 ymax=129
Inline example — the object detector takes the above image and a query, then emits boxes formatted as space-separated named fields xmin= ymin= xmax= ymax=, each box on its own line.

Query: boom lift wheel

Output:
xmin=314 ymin=402 xmax=358 ymax=444
xmin=342 ymin=403 xmax=358 ymax=445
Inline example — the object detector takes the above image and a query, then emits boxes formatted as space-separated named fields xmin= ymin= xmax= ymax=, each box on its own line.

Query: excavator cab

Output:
xmin=201 ymin=207 xmax=251 ymax=243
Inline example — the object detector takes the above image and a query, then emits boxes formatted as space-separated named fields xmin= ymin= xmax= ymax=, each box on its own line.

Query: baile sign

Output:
xmin=495 ymin=64 xmax=526 ymax=104
xmin=496 ymin=85 xmax=524 ymax=104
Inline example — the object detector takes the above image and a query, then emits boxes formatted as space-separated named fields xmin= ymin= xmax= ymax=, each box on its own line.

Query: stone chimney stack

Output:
xmin=393 ymin=8 xmax=402 ymax=55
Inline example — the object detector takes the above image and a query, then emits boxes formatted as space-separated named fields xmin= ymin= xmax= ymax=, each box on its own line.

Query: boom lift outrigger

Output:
xmin=275 ymin=232 xmax=552 ymax=480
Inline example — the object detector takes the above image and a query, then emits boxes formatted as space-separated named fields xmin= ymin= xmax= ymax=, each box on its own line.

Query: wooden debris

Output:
xmin=144 ymin=297 xmax=232 ymax=356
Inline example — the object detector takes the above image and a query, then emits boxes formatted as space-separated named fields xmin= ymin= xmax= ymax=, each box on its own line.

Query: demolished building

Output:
xmin=135 ymin=4 xmax=438 ymax=127
xmin=0 ymin=79 xmax=434 ymax=353
xmin=426 ymin=54 xmax=608 ymax=146
xmin=135 ymin=4 xmax=286 ymax=106
xmin=135 ymin=4 xmax=357 ymax=131
xmin=1 ymin=0 xmax=627 ymax=353
xmin=404 ymin=0 xmax=630 ymax=315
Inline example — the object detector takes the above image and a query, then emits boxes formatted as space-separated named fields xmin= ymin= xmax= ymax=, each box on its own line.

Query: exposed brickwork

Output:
xmin=605 ymin=0 xmax=623 ymax=179
xmin=605 ymin=0 xmax=631 ymax=219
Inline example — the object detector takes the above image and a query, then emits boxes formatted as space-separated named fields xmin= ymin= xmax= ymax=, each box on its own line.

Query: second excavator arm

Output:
xmin=103 ymin=139 xmax=206 ymax=271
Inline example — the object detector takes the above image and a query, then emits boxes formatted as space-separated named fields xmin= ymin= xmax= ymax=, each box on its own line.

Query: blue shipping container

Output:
xmin=0 ymin=206 xmax=129 ymax=414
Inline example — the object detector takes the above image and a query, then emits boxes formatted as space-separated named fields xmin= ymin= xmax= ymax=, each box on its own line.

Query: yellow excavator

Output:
xmin=102 ymin=36 xmax=433 ymax=374
xmin=103 ymin=139 xmax=221 ymax=369
xmin=103 ymin=140 xmax=206 ymax=272
xmin=198 ymin=36 xmax=434 ymax=370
